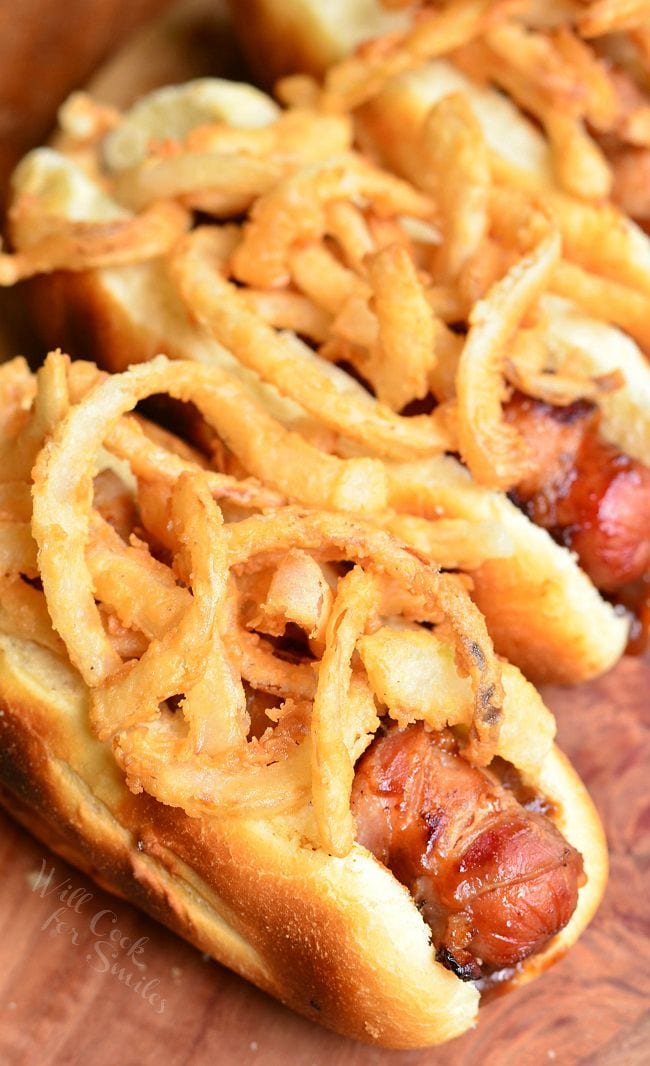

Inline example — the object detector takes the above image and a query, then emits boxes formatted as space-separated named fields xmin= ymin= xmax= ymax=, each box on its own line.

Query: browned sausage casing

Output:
xmin=351 ymin=724 xmax=585 ymax=981
xmin=505 ymin=391 xmax=650 ymax=593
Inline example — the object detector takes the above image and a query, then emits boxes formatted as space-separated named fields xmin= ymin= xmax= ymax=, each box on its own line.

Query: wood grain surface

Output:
xmin=0 ymin=653 xmax=647 ymax=1066
xmin=0 ymin=2 xmax=648 ymax=1063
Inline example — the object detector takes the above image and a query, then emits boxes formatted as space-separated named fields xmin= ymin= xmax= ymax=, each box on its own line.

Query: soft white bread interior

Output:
xmin=0 ymin=628 xmax=607 ymax=1048
xmin=7 ymin=79 xmax=633 ymax=683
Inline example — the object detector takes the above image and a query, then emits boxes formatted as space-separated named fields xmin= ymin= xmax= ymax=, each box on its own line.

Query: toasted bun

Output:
xmin=8 ymin=76 xmax=632 ymax=683
xmin=228 ymin=0 xmax=408 ymax=87
xmin=0 ymin=628 xmax=607 ymax=1047
xmin=389 ymin=455 xmax=629 ymax=684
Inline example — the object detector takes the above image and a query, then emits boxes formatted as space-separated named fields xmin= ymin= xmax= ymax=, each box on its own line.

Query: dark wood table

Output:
xmin=0 ymin=653 xmax=647 ymax=1066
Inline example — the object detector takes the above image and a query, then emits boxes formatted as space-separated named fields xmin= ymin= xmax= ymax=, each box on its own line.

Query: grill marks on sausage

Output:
xmin=351 ymin=724 xmax=584 ymax=981
xmin=505 ymin=391 xmax=650 ymax=592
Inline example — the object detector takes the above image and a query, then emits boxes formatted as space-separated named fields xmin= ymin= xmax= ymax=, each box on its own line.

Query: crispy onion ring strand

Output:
xmin=230 ymin=154 xmax=434 ymax=289
xmin=91 ymin=472 xmax=227 ymax=741
xmin=172 ymin=228 xmax=450 ymax=460
xmin=0 ymin=201 xmax=190 ymax=283
xmin=87 ymin=513 xmax=188 ymax=641
xmin=3 ymin=351 xmax=71 ymax=481
xmin=320 ymin=0 xmax=514 ymax=111
xmin=312 ymin=567 xmax=379 ymax=856
xmin=67 ymin=363 xmax=280 ymax=511
xmin=456 ymin=230 xmax=561 ymax=490
xmin=114 ymin=726 xmax=312 ymax=818
xmin=87 ymin=517 xmax=317 ymax=701
xmin=180 ymin=635 xmax=249 ymax=758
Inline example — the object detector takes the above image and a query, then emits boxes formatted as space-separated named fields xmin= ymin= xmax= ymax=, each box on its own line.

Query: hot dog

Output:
xmin=352 ymin=723 xmax=585 ymax=981
xmin=506 ymin=392 xmax=650 ymax=593
xmin=0 ymin=353 xmax=607 ymax=1048
xmin=5 ymin=66 xmax=649 ymax=682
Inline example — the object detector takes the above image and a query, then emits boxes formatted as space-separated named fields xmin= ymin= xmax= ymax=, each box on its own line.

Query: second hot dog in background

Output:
xmin=4 ymin=47 xmax=649 ymax=682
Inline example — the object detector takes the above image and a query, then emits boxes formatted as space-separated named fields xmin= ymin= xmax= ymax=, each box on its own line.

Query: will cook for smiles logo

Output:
xmin=30 ymin=858 xmax=166 ymax=1014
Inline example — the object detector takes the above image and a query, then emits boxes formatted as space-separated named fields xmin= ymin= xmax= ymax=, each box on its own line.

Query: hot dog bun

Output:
xmin=0 ymin=626 xmax=607 ymax=1048
xmin=228 ymin=0 xmax=409 ymax=88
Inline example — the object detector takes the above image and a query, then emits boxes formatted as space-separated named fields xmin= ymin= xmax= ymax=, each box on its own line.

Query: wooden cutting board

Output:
xmin=0 ymin=2 xmax=648 ymax=1062
xmin=0 ymin=653 xmax=648 ymax=1066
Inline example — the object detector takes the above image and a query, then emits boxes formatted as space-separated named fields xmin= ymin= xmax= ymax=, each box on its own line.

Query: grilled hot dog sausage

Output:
xmin=506 ymin=392 xmax=650 ymax=592
xmin=351 ymin=724 xmax=585 ymax=981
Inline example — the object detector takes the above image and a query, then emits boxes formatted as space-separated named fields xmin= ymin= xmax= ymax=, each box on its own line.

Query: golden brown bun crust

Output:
xmin=227 ymin=0 xmax=338 ymax=88
xmin=24 ymin=272 xmax=160 ymax=374
xmin=0 ymin=634 xmax=477 ymax=1048
xmin=468 ymin=524 xmax=627 ymax=685
xmin=225 ymin=0 xmax=408 ymax=85
xmin=0 ymin=633 xmax=606 ymax=1047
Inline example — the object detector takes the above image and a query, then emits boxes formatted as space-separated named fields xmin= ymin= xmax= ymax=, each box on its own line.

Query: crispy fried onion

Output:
xmin=456 ymin=230 xmax=562 ymax=489
xmin=578 ymin=0 xmax=650 ymax=38
xmin=503 ymin=323 xmax=624 ymax=406
xmin=314 ymin=0 xmax=518 ymax=112
xmin=0 ymin=200 xmax=190 ymax=283
xmin=30 ymin=355 xmax=379 ymax=684
xmin=363 ymin=243 xmax=438 ymax=411
xmin=421 ymin=92 xmax=491 ymax=283
xmin=112 ymin=109 xmax=353 ymax=214
xmin=0 ymin=351 xmax=70 ymax=480
xmin=112 ymin=507 xmax=504 ymax=830
xmin=224 ymin=508 xmax=503 ymax=769
xmin=63 ymin=356 xmax=386 ymax=514
xmin=19 ymin=354 xmax=281 ymax=515
xmin=249 ymin=549 xmax=334 ymax=654
xmin=91 ymin=472 xmax=227 ymax=741
xmin=88 ymin=514 xmax=318 ymax=703
xmin=171 ymin=227 xmax=451 ymax=459
xmin=230 ymin=153 xmax=434 ymax=289
xmin=27 ymin=364 xmax=503 ymax=841
xmin=311 ymin=567 xmax=379 ymax=856
xmin=0 ymin=358 xmax=36 ymax=440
